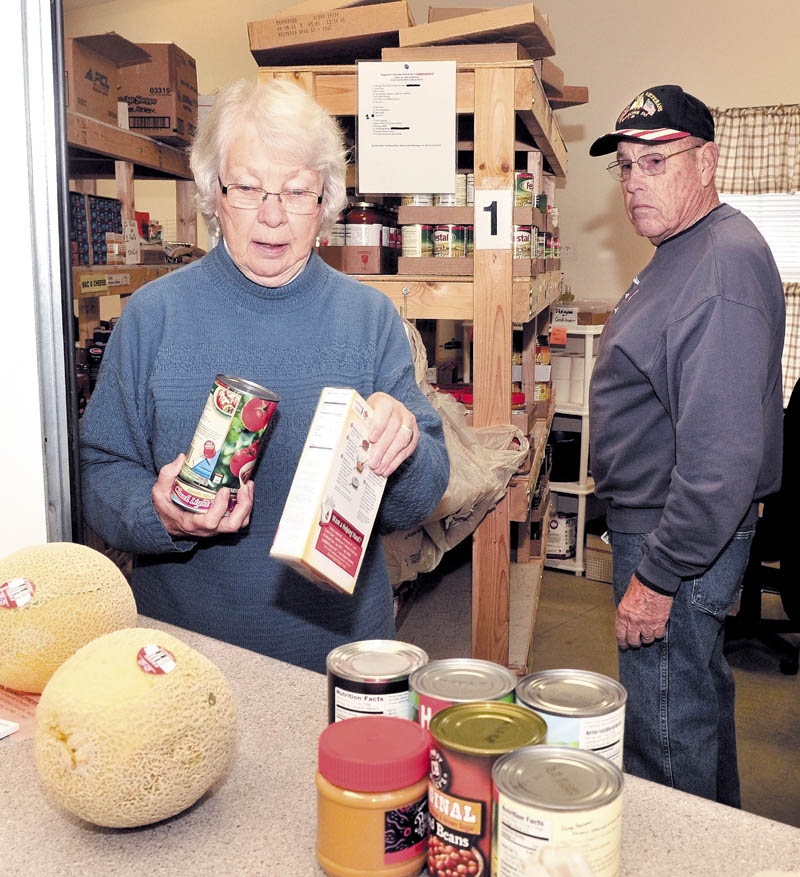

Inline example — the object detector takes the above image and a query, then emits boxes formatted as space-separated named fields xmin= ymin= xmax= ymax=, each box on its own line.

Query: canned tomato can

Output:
xmin=433 ymin=224 xmax=466 ymax=258
xmin=515 ymin=669 xmax=627 ymax=768
xmin=326 ymin=639 xmax=429 ymax=723
xmin=401 ymin=224 xmax=434 ymax=257
xmin=512 ymin=225 xmax=532 ymax=259
xmin=428 ymin=702 xmax=546 ymax=876
xmin=514 ymin=172 xmax=534 ymax=207
xmin=410 ymin=659 xmax=517 ymax=730
xmin=171 ymin=374 xmax=279 ymax=514
xmin=492 ymin=746 xmax=623 ymax=877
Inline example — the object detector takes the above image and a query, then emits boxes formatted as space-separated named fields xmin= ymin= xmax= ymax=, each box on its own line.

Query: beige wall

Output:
xmin=66 ymin=0 xmax=800 ymax=299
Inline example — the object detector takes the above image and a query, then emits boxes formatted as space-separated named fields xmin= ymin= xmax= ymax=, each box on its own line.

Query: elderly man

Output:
xmin=588 ymin=85 xmax=785 ymax=804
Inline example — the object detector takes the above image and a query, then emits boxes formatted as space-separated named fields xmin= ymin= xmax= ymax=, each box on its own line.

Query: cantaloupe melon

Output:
xmin=34 ymin=627 xmax=236 ymax=828
xmin=0 ymin=542 xmax=137 ymax=693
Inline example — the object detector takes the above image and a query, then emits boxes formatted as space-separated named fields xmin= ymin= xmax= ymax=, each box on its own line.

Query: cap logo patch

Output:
xmin=617 ymin=91 xmax=663 ymax=125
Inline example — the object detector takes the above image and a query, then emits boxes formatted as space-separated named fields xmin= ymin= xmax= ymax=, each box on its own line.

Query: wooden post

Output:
xmin=176 ymin=180 xmax=198 ymax=245
xmin=114 ymin=160 xmax=135 ymax=222
xmin=471 ymin=65 xmax=515 ymax=664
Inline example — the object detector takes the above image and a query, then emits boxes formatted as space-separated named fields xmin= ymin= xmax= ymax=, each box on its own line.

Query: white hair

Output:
xmin=190 ymin=78 xmax=349 ymax=237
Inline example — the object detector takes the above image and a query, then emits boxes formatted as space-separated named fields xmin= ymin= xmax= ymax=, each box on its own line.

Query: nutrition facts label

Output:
xmin=333 ymin=687 xmax=410 ymax=721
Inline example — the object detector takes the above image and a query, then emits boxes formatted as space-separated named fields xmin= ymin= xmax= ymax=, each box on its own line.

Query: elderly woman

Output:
xmin=80 ymin=78 xmax=450 ymax=672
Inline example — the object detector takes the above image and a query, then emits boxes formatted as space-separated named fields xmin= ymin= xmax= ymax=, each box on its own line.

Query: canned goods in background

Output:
xmin=345 ymin=202 xmax=383 ymax=246
xmin=538 ymin=231 xmax=547 ymax=259
xmin=464 ymin=225 xmax=474 ymax=256
xmin=433 ymin=224 xmax=466 ymax=258
xmin=410 ymin=658 xmax=518 ymax=729
xmin=171 ymin=375 xmax=279 ymax=515
xmin=326 ymin=639 xmax=429 ymax=723
xmin=318 ymin=222 xmax=346 ymax=246
xmin=492 ymin=746 xmax=623 ymax=877
xmin=401 ymin=224 xmax=434 ymax=257
xmin=530 ymin=224 xmax=539 ymax=259
xmin=428 ymin=702 xmax=547 ymax=876
xmin=515 ymin=669 xmax=627 ymax=768
xmin=434 ymin=174 xmax=468 ymax=207
xmin=401 ymin=193 xmax=433 ymax=206
xmin=512 ymin=225 xmax=532 ymax=259
xmin=514 ymin=171 xmax=534 ymax=207
xmin=545 ymin=231 xmax=554 ymax=259
xmin=466 ymin=172 xmax=475 ymax=205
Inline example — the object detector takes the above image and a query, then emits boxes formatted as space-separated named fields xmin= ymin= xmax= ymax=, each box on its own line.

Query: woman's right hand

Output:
xmin=152 ymin=454 xmax=255 ymax=538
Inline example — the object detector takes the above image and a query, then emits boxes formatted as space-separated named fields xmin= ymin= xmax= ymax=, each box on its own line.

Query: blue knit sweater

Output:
xmin=80 ymin=244 xmax=450 ymax=672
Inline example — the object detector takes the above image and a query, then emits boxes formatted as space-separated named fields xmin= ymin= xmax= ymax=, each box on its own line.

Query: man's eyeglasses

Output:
xmin=606 ymin=144 xmax=702 ymax=181
xmin=218 ymin=177 xmax=323 ymax=214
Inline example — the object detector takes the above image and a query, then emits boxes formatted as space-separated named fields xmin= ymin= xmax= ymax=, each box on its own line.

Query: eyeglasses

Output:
xmin=606 ymin=144 xmax=702 ymax=181
xmin=218 ymin=177 xmax=323 ymax=214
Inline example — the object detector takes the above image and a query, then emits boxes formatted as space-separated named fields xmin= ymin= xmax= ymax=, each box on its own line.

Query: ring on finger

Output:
xmin=398 ymin=423 xmax=413 ymax=446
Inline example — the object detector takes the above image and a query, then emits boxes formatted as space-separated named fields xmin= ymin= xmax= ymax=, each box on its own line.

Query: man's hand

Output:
xmin=615 ymin=574 xmax=674 ymax=649
xmin=152 ymin=454 xmax=255 ymax=538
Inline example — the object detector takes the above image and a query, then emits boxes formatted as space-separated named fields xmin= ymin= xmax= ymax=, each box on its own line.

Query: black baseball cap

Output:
xmin=589 ymin=85 xmax=715 ymax=157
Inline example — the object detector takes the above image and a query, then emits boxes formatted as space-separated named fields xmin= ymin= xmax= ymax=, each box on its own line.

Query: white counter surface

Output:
xmin=1 ymin=617 xmax=799 ymax=876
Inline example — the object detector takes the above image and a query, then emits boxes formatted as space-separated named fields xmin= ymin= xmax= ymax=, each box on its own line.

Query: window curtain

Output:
xmin=709 ymin=105 xmax=800 ymax=404
xmin=709 ymin=105 xmax=800 ymax=194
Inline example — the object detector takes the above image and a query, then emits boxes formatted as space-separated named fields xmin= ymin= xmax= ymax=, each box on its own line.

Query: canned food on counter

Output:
xmin=326 ymin=639 xmax=429 ymax=723
xmin=401 ymin=224 xmax=434 ymax=258
xmin=492 ymin=745 xmax=623 ymax=877
xmin=428 ymin=701 xmax=547 ymax=876
xmin=433 ymin=224 xmax=466 ymax=258
xmin=171 ymin=375 xmax=279 ymax=515
xmin=410 ymin=658 xmax=517 ymax=729
xmin=516 ymin=669 xmax=627 ymax=768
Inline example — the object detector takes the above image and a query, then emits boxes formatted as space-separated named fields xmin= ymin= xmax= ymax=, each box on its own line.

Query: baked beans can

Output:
xmin=514 ymin=172 xmax=534 ymax=207
xmin=171 ymin=374 xmax=279 ymax=515
xmin=401 ymin=223 xmax=434 ymax=257
xmin=410 ymin=659 xmax=517 ymax=729
xmin=428 ymin=702 xmax=547 ymax=876
xmin=515 ymin=669 xmax=626 ymax=768
xmin=512 ymin=225 xmax=532 ymax=259
xmin=433 ymin=224 xmax=466 ymax=258
xmin=326 ymin=639 xmax=429 ymax=723
xmin=401 ymin=193 xmax=433 ymax=206
xmin=492 ymin=745 xmax=623 ymax=877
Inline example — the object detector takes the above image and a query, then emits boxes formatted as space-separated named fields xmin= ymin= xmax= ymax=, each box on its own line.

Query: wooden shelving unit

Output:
xmin=256 ymin=59 xmax=569 ymax=672
xmin=66 ymin=110 xmax=198 ymax=342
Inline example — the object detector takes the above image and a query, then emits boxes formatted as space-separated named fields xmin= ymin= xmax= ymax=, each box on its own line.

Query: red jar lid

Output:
xmin=512 ymin=392 xmax=526 ymax=407
xmin=318 ymin=716 xmax=431 ymax=792
xmin=460 ymin=392 xmax=473 ymax=405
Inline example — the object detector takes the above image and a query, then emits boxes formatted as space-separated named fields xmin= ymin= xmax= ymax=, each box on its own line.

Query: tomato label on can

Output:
xmin=172 ymin=375 xmax=279 ymax=514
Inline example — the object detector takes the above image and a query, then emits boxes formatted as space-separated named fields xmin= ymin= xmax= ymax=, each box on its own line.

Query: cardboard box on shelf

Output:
xmin=316 ymin=245 xmax=397 ymax=274
xmin=65 ymin=33 xmax=151 ymax=125
xmin=248 ymin=1 xmax=413 ymax=66
xmin=118 ymin=43 xmax=198 ymax=146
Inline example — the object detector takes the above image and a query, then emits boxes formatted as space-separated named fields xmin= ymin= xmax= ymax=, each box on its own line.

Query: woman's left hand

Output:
xmin=365 ymin=392 xmax=419 ymax=477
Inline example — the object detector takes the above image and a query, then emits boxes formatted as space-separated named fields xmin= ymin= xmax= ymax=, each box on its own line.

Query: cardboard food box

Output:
xmin=118 ymin=43 xmax=198 ymax=146
xmin=270 ymin=387 xmax=387 ymax=594
xmin=248 ymin=0 xmax=413 ymax=66
xmin=317 ymin=245 xmax=397 ymax=274
xmin=585 ymin=533 xmax=613 ymax=584
xmin=65 ymin=33 xmax=151 ymax=125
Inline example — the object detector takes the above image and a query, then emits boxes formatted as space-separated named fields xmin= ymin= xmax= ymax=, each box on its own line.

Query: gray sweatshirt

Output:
xmin=589 ymin=204 xmax=785 ymax=594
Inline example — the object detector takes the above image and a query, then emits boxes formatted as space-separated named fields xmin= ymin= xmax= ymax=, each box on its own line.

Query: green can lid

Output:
xmin=429 ymin=701 xmax=547 ymax=756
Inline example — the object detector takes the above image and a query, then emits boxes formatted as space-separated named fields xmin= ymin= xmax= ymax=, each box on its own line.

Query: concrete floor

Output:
xmin=397 ymin=541 xmax=800 ymax=829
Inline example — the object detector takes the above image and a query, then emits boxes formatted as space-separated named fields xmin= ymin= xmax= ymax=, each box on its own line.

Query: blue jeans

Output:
xmin=610 ymin=527 xmax=755 ymax=806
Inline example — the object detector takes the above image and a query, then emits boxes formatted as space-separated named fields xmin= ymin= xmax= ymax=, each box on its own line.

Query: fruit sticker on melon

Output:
xmin=0 ymin=542 xmax=137 ymax=693
xmin=35 ymin=627 xmax=236 ymax=828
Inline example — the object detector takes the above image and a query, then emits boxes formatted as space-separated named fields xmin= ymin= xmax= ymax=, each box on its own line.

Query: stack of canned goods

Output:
xmin=318 ymin=647 xmax=627 ymax=877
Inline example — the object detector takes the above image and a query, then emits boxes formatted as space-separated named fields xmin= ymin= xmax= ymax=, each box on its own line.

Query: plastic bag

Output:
xmin=383 ymin=322 xmax=529 ymax=585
